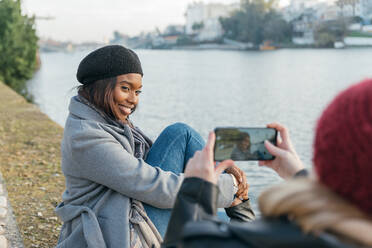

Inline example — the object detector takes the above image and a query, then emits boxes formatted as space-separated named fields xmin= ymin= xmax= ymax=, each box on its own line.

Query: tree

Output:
xmin=0 ymin=0 xmax=38 ymax=99
xmin=219 ymin=0 xmax=291 ymax=46
xmin=336 ymin=0 xmax=347 ymax=16
xmin=164 ymin=25 xmax=184 ymax=36
xmin=346 ymin=0 xmax=359 ymax=17
xmin=263 ymin=10 xmax=292 ymax=43
xmin=220 ymin=1 xmax=265 ymax=45
xmin=314 ymin=19 xmax=349 ymax=47
xmin=192 ymin=22 xmax=204 ymax=31
xmin=337 ymin=0 xmax=359 ymax=17
xmin=263 ymin=0 xmax=279 ymax=11
xmin=315 ymin=32 xmax=336 ymax=47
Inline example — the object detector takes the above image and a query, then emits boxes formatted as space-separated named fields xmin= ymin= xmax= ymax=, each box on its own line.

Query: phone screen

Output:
xmin=214 ymin=127 xmax=277 ymax=161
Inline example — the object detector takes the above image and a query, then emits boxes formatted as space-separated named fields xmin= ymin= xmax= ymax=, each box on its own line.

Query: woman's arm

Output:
xmin=65 ymin=121 xmax=234 ymax=208
xmin=67 ymin=124 xmax=180 ymax=208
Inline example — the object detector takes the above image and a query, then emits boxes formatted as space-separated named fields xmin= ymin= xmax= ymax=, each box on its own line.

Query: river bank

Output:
xmin=165 ymin=41 xmax=372 ymax=51
xmin=0 ymin=82 xmax=63 ymax=247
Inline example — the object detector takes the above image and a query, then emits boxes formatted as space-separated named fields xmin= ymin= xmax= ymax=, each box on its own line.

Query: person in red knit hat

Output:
xmin=162 ymin=79 xmax=372 ymax=248
xmin=313 ymin=78 xmax=372 ymax=214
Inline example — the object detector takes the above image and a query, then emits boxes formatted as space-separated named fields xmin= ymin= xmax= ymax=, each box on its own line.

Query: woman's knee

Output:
xmin=159 ymin=123 xmax=204 ymax=150
xmin=164 ymin=122 xmax=195 ymax=136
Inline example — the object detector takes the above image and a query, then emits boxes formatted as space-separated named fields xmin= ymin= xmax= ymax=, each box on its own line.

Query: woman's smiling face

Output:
xmin=113 ymin=73 xmax=143 ymax=121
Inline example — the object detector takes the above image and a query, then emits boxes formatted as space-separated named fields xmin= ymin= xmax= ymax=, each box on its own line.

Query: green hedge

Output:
xmin=348 ymin=30 xmax=372 ymax=38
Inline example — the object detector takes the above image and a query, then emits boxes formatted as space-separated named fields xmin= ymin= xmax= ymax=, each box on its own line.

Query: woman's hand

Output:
xmin=259 ymin=123 xmax=305 ymax=179
xmin=184 ymin=132 xmax=235 ymax=185
xmin=225 ymin=165 xmax=249 ymax=201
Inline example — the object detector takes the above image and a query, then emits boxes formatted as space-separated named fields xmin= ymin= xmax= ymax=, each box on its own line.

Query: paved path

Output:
xmin=0 ymin=173 xmax=24 ymax=248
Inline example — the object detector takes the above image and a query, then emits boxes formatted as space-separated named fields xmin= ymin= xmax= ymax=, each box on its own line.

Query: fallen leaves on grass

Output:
xmin=0 ymin=83 xmax=64 ymax=247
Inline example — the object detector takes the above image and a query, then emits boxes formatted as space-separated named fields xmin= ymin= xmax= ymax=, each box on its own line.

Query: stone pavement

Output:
xmin=0 ymin=173 xmax=24 ymax=248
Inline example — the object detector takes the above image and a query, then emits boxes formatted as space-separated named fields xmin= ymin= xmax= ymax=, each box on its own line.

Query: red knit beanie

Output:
xmin=313 ymin=79 xmax=372 ymax=214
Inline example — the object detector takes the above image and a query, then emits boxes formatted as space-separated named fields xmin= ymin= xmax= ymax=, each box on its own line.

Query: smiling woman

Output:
xmin=54 ymin=45 xmax=245 ymax=248
xmin=77 ymin=74 xmax=143 ymax=124
xmin=114 ymin=74 xmax=143 ymax=120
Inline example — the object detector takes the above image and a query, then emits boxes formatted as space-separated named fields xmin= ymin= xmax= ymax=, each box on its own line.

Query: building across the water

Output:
xmin=185 ymin=2 xmax=239 ymax=42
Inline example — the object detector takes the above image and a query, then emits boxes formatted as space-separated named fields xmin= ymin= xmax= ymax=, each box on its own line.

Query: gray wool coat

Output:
xmin=55 ymin=96 xmax=235 ymax=248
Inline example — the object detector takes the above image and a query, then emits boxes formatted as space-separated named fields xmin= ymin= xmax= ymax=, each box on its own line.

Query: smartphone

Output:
xmin=214 ymin=127 xmax=277 ymax=161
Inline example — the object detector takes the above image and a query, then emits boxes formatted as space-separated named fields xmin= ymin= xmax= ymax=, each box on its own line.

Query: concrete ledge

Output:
xmin=0 ymin=172 xmax=24 ymax=248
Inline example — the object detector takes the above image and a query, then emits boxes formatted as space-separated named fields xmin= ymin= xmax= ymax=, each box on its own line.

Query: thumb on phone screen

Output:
xmin=264 ymin=140 xmax=286 ymax=157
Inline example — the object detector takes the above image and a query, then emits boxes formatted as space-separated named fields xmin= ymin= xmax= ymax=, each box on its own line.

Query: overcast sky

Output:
xmin=22 ymin=0 xmax=291 ymax=43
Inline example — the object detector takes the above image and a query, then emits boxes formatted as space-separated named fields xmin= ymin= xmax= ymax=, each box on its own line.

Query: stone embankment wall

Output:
xmin=0 ymin=82 xmax=64 ymax=247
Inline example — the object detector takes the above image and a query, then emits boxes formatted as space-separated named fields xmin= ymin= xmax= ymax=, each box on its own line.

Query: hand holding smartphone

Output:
xmin=214 ymin=127 xmax=277 ymax=162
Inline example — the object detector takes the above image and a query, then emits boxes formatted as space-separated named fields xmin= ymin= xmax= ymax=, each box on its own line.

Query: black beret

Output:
xmin=76 ymin=45 xmax=143 ymax=85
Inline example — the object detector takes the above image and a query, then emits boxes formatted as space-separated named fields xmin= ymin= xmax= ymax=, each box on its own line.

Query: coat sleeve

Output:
xmin=163 ymin=177 xmax=219 ymax=247
xmin=225 ymin=199 xmax=255 ymax=222
xmin=67 ymin=121 xmax=234 ymax=209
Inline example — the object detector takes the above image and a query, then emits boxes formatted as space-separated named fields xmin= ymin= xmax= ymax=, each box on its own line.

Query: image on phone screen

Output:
xmin=214 ymin=127 xmax=277 ymax=161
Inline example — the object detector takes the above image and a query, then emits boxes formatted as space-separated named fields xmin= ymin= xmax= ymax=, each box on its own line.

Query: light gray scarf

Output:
xmin=76 ymin=95 xmax=152 ymax=159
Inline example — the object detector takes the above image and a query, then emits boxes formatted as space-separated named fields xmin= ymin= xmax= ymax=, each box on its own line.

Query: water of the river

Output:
xmin=27 ymin=48 xmax=372 ymax=212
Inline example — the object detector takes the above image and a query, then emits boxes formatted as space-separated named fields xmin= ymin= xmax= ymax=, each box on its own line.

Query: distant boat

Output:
xmin=66 ymin=43 xmax=74 ymax=52
xmin=260 ymin=41 xmax=277 ymax=51
xmin=334 ymin=41 xmax=345 ymax=49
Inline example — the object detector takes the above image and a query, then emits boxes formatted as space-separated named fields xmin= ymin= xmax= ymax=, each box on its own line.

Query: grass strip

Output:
xmin=0 ymin=82 xmax=64 ymax=247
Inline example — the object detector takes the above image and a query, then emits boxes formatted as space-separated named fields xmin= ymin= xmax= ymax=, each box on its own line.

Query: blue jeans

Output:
xmin=143 ymin=123 xmax=205 ymax=237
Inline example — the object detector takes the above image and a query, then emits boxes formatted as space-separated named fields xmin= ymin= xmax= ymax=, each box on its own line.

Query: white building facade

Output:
xmin=185 ymin=2 xmax=239 ymax=41
xmin=332 ymin=0 xmax=372 ymax=19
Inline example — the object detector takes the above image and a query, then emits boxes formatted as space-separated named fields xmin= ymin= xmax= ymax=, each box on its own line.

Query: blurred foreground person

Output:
xmin=163 ymin=79 xmax=372 ymax=248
